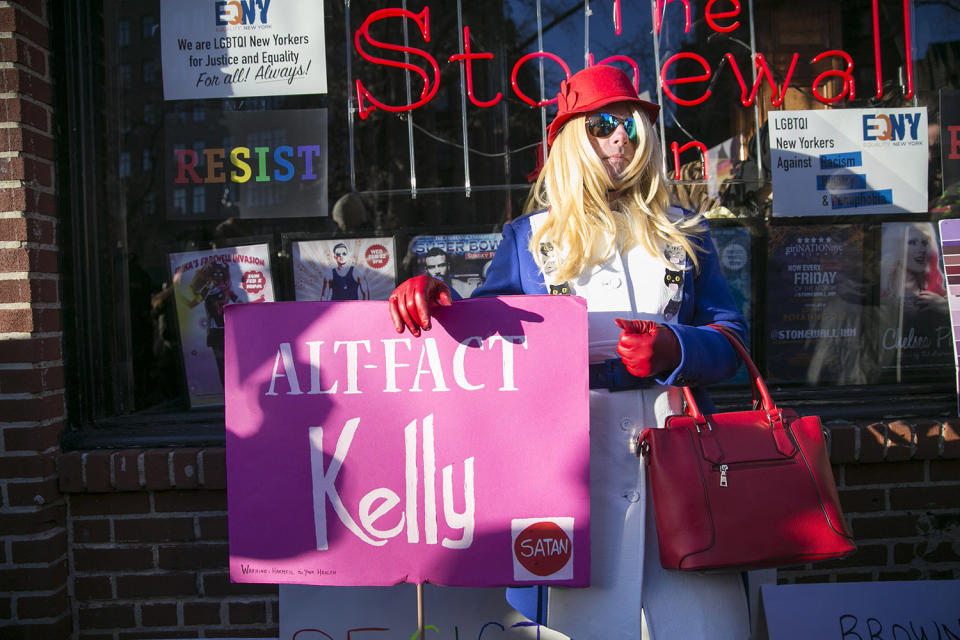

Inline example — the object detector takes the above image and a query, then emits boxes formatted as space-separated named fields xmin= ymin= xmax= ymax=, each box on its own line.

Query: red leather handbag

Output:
xmin=638 ymin=325 xmax=856 ymax=571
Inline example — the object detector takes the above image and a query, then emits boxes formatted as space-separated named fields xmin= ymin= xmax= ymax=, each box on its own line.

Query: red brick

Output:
xmin=816 ymin=543 xmax=887 ymax=569
xmin=141 ymin=602 xmax=178 ymax=627
xmin=58 ymin=452 xmax=82 ymax=491
xmin=143 ymin=449 xmax=171 ymax=490
xmin=858 ymin=422 xmax=886 ymax=462
xmin=915 ymin=420 xmax=942 ymax=459
xmin=827 ymin=422 xmax=857 ymax=463
xmin=17 ymin=586 xmax=68 ymax=619
xmin=72 ymin=518 xmax=111 ymax=544
xmin=890 ymin=485 xmax=960 ymax=510
xmin=851 ymin=514 xmax=920 ymax=540
xmin=0 ymin=502 xmax=64 ymax=534
xmin=930 ymin=460 xmax=960 ymax=481
xmin=83 ymin=451 xmax=112 ymax=492
xmin=74 ymin=576 xmax=112 ymax=601
xmin=199 ymin=514 xmax=228 ymax=539
xmin=0 ymin=596 xmax=10 ymax=618
xmin=0 ymin=336 xmax=60 ymax=363
xmin=7 ymin=475 xmax=60 ymax=506
xmin=0 ymin=393 xmax=63 ymax=423
xmin=229 ymin=601 xmax=266 ymax=625
xmin=202 ymin=572 xmax=278 ymax=597
xmin=0 ymin=364 xmax=62 ymax=393
xmin=0 ymin=307 xmax=32 ymax=332
xmin=879 ymin=568 xmax=924 ymax=581
xmin=172 ymin=448 xmax=200 ymax=489
xmin=14 ymin=38 xmax=47 ymax=76
xmin=22 ymin=186 xmax=55 ymax=214
xmin=885 ymin=421 xmax=914 ymax=461
xmin=3 ymin=421 xmax=64 ymax=451
xmin=184 ymin=601 xmax=221 ymax=625
xmin=834 ymin=572 xmax=875 ymax=582
xmin=154 ymin=489 xmax=226 ymax=513
xmin=838 ymin=487 xmax=885 ymax=513
xmin=0 ymin=558 xmax=67 ymax=590
xmin=74 ymin=546 xmax=154 ymax=572
xmin=944 ymin=420 xmax=960 ymax=458
xmin=0 ymin=246 xmax=28 ymax=271
xmin=0 ymin=450 xmax=55 ymax=477
xmin=31 ymin=306 xmax=60 ymax=332
xmin=115 ymin=517 xmax=195 ymax=543
xmin=200 ymin=447 xmax=226 ymax=489
xmin=26 ymin=217 xmax=56 ymax=245
xmin=5 ymin=7 xmax=49 ymax=48
xmin=69 ymin=492 xmax=150 ymax=516
xmin=17 ymin=98 xmax=50 ymax=132
xmin=0 ymin=216 xmax=27 ymax=241
xmin=0 ymin=186 xmax=27 ymax=210
xmin=78 ymin=604 xmax=135 ymax=629
xmin=116 ymin=571 xmax=197 ymax=598
xmin=0 ymin=156 xmax=25 ymax=180
xmin=23 ymin=156 xmax=53 ymax=186
xmin=158 ymin=542 xmax=228 ymax=570
xmin=844 ymin=461 xmax=925 ymax=486
xmin=11 ymin=529 xmax=66 ymax=563
xmin=0 ymin=615 xmax=72 ymax=640
xmin=112 ymin=450 xmax=141 ymax=491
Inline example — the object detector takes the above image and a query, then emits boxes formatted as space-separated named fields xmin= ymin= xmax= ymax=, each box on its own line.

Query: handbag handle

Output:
xmin=680 ymin=324 xmax=795 ymax=457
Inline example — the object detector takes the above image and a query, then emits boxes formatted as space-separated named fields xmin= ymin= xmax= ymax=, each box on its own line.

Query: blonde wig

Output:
xmin=525 ymin=105 xmax=705 ymax=284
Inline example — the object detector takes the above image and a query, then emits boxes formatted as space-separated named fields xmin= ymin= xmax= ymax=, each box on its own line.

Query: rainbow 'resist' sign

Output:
xmin=225 ymin=296 xmax=590 ymax=587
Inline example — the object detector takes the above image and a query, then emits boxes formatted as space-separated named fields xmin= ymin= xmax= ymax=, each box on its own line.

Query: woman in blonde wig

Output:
xmin=388 ymin=65 xmax=752 ymax=639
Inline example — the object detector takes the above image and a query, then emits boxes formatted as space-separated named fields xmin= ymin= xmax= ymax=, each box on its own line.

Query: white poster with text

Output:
xmin=769 ymin=108 xmax=928 ymax=216
xmin=160 ymin=0 xmax=327 ymax=100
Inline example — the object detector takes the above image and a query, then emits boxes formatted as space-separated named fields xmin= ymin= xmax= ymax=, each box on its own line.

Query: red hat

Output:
xmin=546 ymin=65 xmax=660 ymax=146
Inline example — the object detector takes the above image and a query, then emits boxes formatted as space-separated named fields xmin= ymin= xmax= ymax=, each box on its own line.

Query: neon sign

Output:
xmin=352 ymin=1 xmax=915 ymax=181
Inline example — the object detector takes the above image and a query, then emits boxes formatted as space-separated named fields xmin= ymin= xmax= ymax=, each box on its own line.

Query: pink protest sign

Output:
xmin=225 ymin=296 xmax=589 ymax=587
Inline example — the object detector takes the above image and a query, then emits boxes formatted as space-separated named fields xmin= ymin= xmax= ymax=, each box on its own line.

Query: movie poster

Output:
xmin=292 ymin=237 xmax=397 ymax=301
xmin=408 ymin=233 xmax=502 ymax=300
xmin=169 ymin=243 xmax=274 ymax=407
xmin=765 ymin=226 xmax=865 ymax=383
xmin=710 ymin=225 xmax=751 ymax=383
xmin=878 ymin=222 xmax=952 ymax=381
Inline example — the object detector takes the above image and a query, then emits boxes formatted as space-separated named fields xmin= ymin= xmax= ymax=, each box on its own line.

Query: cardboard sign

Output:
xmin=770 ymin=108 xmax=928 ymax=216
xmin=759 ymin=580 xmax=960 ymax=640
xmin=280 ymin=584 xmax=568 ymax=640
xmin=225 ymin=296 xmax=590 ymax=587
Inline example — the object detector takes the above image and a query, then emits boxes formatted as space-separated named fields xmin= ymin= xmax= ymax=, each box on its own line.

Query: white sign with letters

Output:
xmin=769 ymin=108 xmax=928 ymax=216
xmin=160 ymin=0 xmax=326 ymax=100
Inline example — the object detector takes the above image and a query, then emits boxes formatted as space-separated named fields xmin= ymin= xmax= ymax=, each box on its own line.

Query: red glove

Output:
xmin=388 ymin=275 xmax=454 ymax=336
xmin=615 ymin=318 xmax=681 ymax=378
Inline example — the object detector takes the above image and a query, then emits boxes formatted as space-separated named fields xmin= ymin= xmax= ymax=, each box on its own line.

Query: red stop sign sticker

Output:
xmin=365 ymin=244 xmax=389 ymax=269
xmin=241 ymin=270 xmax=266 ymax=294
xmin=513 ymin=521 xmax=572 ymax=576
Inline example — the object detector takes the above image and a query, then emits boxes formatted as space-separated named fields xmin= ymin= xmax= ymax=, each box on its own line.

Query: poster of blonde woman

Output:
xmin=169 ymin=243 xmax=275 ymax=407
xmin=291 ymin=236 xmax=397 ymax=301
xmin=879 ymin=222 xmax=952 ymax=381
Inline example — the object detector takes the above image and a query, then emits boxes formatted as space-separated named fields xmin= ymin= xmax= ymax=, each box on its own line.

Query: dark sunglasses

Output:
xmin=585 ymin=113 xmax=638 ymax=144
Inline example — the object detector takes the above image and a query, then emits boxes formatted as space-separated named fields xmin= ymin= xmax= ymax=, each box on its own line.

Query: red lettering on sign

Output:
xmin=448 ymin=26 xmax=502 ymax=108
xmin=511 ymin=52 xmax=571 ymax=108
xmin=705 ymin=0 xmax=741 ymax=33
xmin=949 ymin=126 xmax=960 ymax=160
xmin=353 ymin=7 xmax=440 ymax=120
xmin=174 ymin=149 xmax=202 ymax=184
xmin=671 ymin=140 xmax=709 ymax=180
xmin=654 ymin=0 xmax=692 ymax=34
xmin=811 ymin=50 xmax=855 ymax=104
xmin=514 ymin=521 xmax=572 ymax=576
xmin=725 ymin=52 xmax=797 ymax=108
xmin=661 ymin=52 xmax=711 ymax=107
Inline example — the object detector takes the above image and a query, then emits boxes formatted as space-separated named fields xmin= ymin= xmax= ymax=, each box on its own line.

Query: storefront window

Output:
xmin=59 ymin=0 xmax=959 ymax=442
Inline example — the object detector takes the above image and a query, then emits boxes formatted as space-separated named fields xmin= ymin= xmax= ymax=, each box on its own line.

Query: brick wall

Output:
xmin=58 ymin=447 xmax=278 ymax=639
xmin=781 ymin=419 xmax=960 ymax=583
xmin=0 ymin=1 xmax=71 ymax=638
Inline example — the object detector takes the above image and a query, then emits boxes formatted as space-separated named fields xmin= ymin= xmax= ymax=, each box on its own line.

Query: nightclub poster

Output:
xmin=878 ymin=222 xmax=952 ymax=382
xmin=765 ymin=226 xmax=865 ymax=383
xmin=164 ymin=108 xmax=327 ymax=220
xmin=407 ymin=233 xmax=502 ymax=300
xmin=169 ymin=243 xmax=274 ymax=407
xmin=710 ymin=225 xmax=751 ymax=383
xmin=160 ymin=0 xmax=327 ymax=100
xmin=292 ymin=236 xmax=397 ymax=301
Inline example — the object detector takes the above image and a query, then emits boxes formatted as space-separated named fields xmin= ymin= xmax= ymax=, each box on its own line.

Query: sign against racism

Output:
xmin=769 ymin=108 xmax=928 ymax=216
xmin=225 ymin=297 xmax=590 ymax=587
xmin=164 ymin=108 xmax=327 ymax=220
xmin=160 ymin=0 xmax=327 ymax=100
xmin=169 ymin=243 xmax=275 ymax=407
